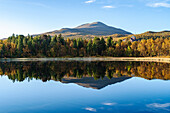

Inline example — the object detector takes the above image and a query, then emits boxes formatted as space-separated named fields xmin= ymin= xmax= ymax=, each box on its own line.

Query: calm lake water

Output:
xmin=0 ymin=61 xmax=170 ymax=113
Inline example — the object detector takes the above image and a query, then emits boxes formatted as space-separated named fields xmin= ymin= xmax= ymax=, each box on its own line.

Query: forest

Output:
xmin=0 ymin=34 xmax=169 ymax=58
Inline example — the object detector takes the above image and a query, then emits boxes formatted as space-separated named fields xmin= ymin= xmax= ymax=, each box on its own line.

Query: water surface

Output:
xmin=0 ymin=61 xmax=169 ymax=113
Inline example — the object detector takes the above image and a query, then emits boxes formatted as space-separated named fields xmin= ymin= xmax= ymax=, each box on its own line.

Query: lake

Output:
xmin=0 ymin=61 xmax=170 ymax=113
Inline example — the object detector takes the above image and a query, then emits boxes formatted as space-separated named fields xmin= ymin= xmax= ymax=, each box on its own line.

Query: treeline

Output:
xmin=0 ymin=34 xmax=169 ymax=58
xmin=0 ymin=62 xmax=169 ymax=82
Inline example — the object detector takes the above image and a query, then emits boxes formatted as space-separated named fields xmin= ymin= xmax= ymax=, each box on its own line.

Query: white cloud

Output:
xmin=147 ymin=2 xmax=170 ymax=8
xmin=102 ymin=5 xmax=115 ymax=8
xmin=147 ymin=103 xmax=170 ymax=108
xmin=84 ymin=107 xmax=97 ymax=112
xmin=102 ymin=102 xmax=117 ymax=106
xmin=85 ymin=0 xmax=96 ymax=4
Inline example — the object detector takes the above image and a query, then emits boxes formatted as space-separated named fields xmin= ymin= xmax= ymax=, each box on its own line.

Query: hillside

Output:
xmin=39 ymin=22 xmax=132 ymax=38
xmin=133 ymin=30 xmax=170 ymax=40
xmin=109 ymin=30 xmax=170 ymax=41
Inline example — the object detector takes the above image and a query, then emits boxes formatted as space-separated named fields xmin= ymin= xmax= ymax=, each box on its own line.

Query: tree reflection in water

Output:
xmin=0 ymin=61 xmax=169 ymax=84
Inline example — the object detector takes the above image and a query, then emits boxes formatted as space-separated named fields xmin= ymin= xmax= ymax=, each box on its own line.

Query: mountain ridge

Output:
xmin=40 ymin=22 xmax=132 ymax=38
xmin=61 ymin=76 xmax=131 ymax=90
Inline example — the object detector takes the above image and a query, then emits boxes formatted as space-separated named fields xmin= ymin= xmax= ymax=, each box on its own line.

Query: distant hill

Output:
xmin=39 ymin=22 xmax=132 ymax=38
xmin=133 ymin=30 xmax=170 ymax=40
xmin=111 ymin=30 xmax=170 ymax=41
xmin=143 ymin=30 xmax=170 ymax=34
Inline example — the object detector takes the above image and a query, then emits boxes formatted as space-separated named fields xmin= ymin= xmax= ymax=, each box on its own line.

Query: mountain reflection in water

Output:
xmin=0 ymin=61 xmax=169 ymax=89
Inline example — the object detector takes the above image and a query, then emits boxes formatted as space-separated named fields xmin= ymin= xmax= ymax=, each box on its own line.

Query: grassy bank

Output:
xmin=0 ymin=57 xmax=170 ymax=63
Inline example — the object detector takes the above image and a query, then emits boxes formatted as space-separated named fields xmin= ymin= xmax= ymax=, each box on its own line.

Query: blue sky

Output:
xmin=0 ymin=0 xmax=170 ymax=38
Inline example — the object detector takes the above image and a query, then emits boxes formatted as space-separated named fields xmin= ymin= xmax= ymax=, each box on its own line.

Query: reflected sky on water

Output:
xmin=0 ymin=61 xmax=169 ymax=113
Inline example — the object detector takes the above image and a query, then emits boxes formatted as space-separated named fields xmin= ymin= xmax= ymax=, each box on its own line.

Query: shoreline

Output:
xmin=0 ymin=57 xmax=170 ymax=63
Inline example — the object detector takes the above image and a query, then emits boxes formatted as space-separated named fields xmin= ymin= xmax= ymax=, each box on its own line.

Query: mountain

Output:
xmin=61 ymin=76 xmax=131 ymax=90
xmin=40 ymin=22 xmax=132 ymax=38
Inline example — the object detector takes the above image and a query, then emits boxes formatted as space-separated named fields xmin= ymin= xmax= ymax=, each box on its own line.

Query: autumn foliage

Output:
xmin=0 ymin=34 xmax=169 ymax=58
